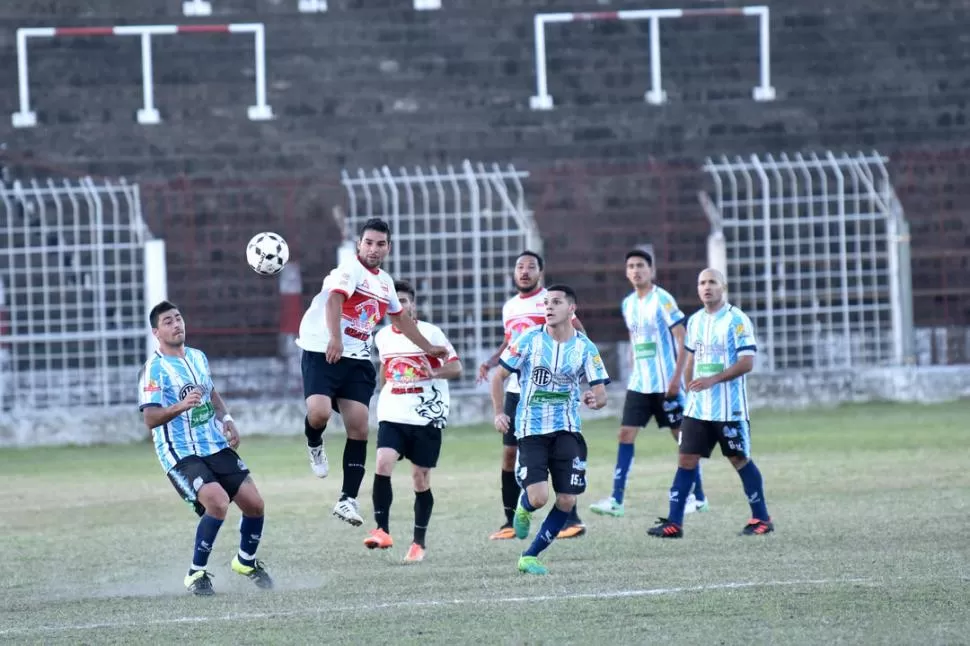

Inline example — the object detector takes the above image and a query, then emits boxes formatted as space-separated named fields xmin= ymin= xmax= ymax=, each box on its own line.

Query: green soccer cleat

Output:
xmin=589 ymin=496 xmax=625 ymax=517
xmin=513 ymin=503 xmax=532 ymax=539
xmin=517 ymin=555 xmax=548 ymax=575
xmin=694 ymin=499 xmax=710 ymax=513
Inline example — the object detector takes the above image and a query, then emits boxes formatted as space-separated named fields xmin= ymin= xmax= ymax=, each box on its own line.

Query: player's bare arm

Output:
xmin=477 ymin=338 xmax=508 ymax=382
xmin=142 ymin=389 xmax=201 ymax=429
xmin=432 ymin=358 xmax=463 ymax=381
xmin=688 ymin=354 xmax=755 ymax=392
xmin=667 ymin=324 xmax=687 ymax=398
xmin=324 ymin=290 xmax=347 ymax=363
xmin=388 ymin=311 xmax=449 ymax=358
xmin=490 ymin=365 xmax=512 ymax=432
xmin=683 ymin=350 xmax=695 ymax=385
xmin=582 ymin=383 xmax=608 ymax=410
xmin=210 ymin=387 xmax=239 ymax=448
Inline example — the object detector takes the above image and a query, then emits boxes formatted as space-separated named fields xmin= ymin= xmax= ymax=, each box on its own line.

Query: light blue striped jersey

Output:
xmin=137 ymin=347 xmax=228 ymax=472
xmin=621 ymin=285 xmax=686 ymax=394
xmin=684 ymin=303 xmax=757 ymax=421
xmin=499 ymin=326 xmax=610 ymax=439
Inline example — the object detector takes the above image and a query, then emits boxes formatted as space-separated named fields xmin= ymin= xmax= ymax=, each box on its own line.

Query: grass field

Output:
xmin=2 ymin=402 xmax=969 ymax=645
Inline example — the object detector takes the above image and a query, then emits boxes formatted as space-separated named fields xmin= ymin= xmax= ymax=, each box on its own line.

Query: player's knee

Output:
xmin=501 ymin=446 xmax=517 ymax=470
xmin=555 ymin=493 xmax=577 ymax=512
xmin=199 ymin=486 xmax=231 ymax=518
xmin=728 ymin=456 xmax=748 ymax=470
xmin=239 ymin=493 xmax=265 ymax=517
xmin=412 ymin=467 xmax=431 ymax=491
xmin=375 ymin=449 xmax=397 ymax=475
xmin=678 ymin=453 xmax=701 ymax=469
xmin=527 ymin=487 xmax=549 ymax=508
xmin=306 ymin=399 xmax=332 ymax=429
xmin=618 ymin=426 xmax=638 ymax=443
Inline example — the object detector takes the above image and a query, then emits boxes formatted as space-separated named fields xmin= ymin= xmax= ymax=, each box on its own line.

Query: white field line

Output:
xmin=0 ymin=577 xmax=871 ymax=637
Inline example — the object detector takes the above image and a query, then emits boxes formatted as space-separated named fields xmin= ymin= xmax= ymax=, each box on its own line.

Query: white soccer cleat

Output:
xmin=333 ymin=497 xmax=363 ymax=526
xmin=684 ymin=493 xmax=699 ymax=515
xmin=307 ymin=442 xmax=329 ymax=478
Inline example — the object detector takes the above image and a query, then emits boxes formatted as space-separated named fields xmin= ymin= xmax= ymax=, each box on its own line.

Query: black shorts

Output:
xmin=678 ymin=416 xmax=752 ymax=459
xmin=377 ymin=421 xmax=443 ymax=468
xmin=515 ymin=431 xmax=588 ymax=495
xmin=621 ymin=391 xmax=684 ymax=429
xmin=167 ymin=448 xmax=251 ymax=517
xmin=301 ymin=351 xmax=376 ymax=408
xmin=502 ymin=392 xmax=520 ymax=447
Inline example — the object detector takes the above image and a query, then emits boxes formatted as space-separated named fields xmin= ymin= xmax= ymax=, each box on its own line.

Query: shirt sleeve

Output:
xmin=386 ymin=282 xmax=403 ymax=316
xmin=138 ymin=359 xmax=165 ymax=410
xmin=499 ymin=330 xmax=530 ymax=374
xmin=684 ymin=316 xmax=697 ymax=353
xmin=659 ymin=290 xmax=686 ymax=328
xmin=734 ymin=313 xmax=758 ymax=356
xmin=322 ymin=259 xmax=362 ymax=298
xmin=583 ymin=340 xmax=611 ymax=386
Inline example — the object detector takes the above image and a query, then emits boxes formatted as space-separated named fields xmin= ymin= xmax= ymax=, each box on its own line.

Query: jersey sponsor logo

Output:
xmin=179 ymin=383 xmax=215 ymax=427
xmin=572 ymin=457 xmax=587 ymax=471
xmin=143 ymin=378 xmax=161 ymax=393
xmin=663 ymin=300 xmax=674 ymax=312
xmin=531 ymin=366 xmax=552 ymax=386
xmin=391 ymin=385 xmax=425 ymax=395
xmin=386 ymin=356 xmax=432 ymax=383
xmin=592 ymin=354 xmax=604 ymax=369
xmin=353 ymin=298 xmax=382 ymax=331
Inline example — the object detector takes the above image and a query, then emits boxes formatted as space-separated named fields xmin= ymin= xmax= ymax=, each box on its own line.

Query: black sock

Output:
xmin=373 ymin=474 xmax=392 ymax=533
xmin=340 ymin=439 xmax=368 ymax=499
xmin=567 ymin=504 xmax=583 ymax=526
xmin=501 ymin=470 xmax=518 ymax=526
xmin=304 ymin=416 xmax=325 ymax=447
xmin=413 ymin=489 xmax=434 ymax=548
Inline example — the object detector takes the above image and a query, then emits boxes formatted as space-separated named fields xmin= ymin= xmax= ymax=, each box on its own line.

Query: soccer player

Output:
xmin=296 ymin=218 xmax=449 ymax=526
xmin=364 ymin=281 xmax=462 ymax=562
xmin=478 ymin=251 xmax=588 ymax=541
xmin=138 ymin=300 xmax=273 ymax=596
xmin=589 ymin=249 xmax=707 ymax=517
xmin=490 ymin=285 xmax=610 ymax=575
xmin=647 ymin=268 xmax=774 ymax=538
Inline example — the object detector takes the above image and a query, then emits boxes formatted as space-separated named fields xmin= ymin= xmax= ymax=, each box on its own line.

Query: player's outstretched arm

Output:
xmin=432 ymin=358 xmax=463 ymax=381
xmin=478 ymin=338 xmax=508 ymax=383
xmin=389 ymin=312 xmax=449 ymax=358
xmin=143 ymin=390 xmax=200 ymax=430
xmin=490 ymin=365 xmax=512 ymax=433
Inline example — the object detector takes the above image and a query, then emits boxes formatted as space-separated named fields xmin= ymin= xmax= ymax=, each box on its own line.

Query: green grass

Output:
xmin=2 ymin=402 xmax=969 ymax=645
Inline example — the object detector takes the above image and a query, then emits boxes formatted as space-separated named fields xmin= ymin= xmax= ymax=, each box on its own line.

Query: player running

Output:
xmin=589 ymin=249 xmax=707 ymax=517
xmin=139 ymin=300 xmax=273 ymax=595
xmin=478 ymin=251 xmax=588 ymax=541
xmin=647 ymin=268 xmax=774 ymax=539
xmin=363 ymin=281 xmax=462 ymax=562
xmin=296 ymin=218 xmax=449 ymax=526
xmin=490 ymin=285 xmax=610 ymax=575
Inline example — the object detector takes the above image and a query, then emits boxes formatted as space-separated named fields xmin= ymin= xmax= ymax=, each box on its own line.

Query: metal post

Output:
xmin=137 ymin=32 xmax=161 ymax=124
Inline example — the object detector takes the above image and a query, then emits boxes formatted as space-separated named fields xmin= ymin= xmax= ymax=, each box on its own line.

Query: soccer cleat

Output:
xmin=333 ymin=497 xmax=363 ymax=526
xmin=517 ymin=555 xmax=548 ymax=575
xmin=231 ymin=556 xmax=274 ymax=589
xmin=404 ymin=542 xmax=426 ymax=563
xmin=307 ymin=442 xmax=329 ymax=478
xmin=589 ymin=496 xmax=625 ymax=517
xmin=740 ymin=518 xmax=774 ymax=536
xmin=512 ymin=503 xmax=532 ymax=539
xmin=184 ymin=569 xmax=215 ymax=596
xmin=556 ymin=523 xmax=587 ymax=539
xmin=693 ymin=499 xmax=711 ymax=513
xmin=683 ymin=493 xmax=698 ymax=515
xmin=646 ymin=517 xmax=683 ymax=538
xmin=364 ymin=528 xmax=394 ymax=550
xmin=488 ymin=524 xmax=516 ymax=540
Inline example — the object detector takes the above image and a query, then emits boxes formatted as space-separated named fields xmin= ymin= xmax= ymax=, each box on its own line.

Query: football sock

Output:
xmin=372 ymin=474 xmax=392 ymax=532
xmin=237 ymin=515 xmax=264 ymax=566
xmin=501 ymin=470 xmax=519 ymax=526
xmin=304 ymin=416 xmax=325 ymax=447
xmin=340 ymin=439 xmax=368 ymax=500
xmin=692 ymin=463 xmax=706 ymax=503
xmin=667 ymin=467 xmax=695 ymax=526
xmin=190 ymin=514 xmax=224 ymax=572
xmin=737 ymin=461 xmax=770 ymax=520
xmin=519 ymin=491 xmax=537 ymax=513
xmin=523 ymin=506 xmax=570 ymax=557
xmin=566 ymin=504 xmax=583 ymax=525
xmin=611 ymin=442 xmax=635 ymax=504
xmin=413 ymin=489 xmax=434 ymax=548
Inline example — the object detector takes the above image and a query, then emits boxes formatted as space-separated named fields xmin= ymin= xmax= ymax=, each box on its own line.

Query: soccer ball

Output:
xmin=246 ymin=232 xmax=289 ymax=276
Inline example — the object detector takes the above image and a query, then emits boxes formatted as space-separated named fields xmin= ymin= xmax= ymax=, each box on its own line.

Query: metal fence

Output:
xmin=0 ymin=177 xmax=163 ymax=410
xmin=340 ymin=160 xmax=538 ymax=391
xmin=700 ymin=151 xmax=914 ymax=371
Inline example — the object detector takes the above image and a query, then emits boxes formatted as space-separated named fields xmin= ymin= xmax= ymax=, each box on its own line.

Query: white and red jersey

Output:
xmin=296 ymin=256 xmax=403 ymax=360
xmin=375 ymin=321 xmax=459 ymax=428
xmin=500 ymin=287 xmax=576 ymax=394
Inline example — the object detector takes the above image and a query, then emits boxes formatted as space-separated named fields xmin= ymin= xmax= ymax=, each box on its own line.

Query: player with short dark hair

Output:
xmin=139 ymin=301 xmax=273 ymax=595
xmin=590 ymin=249 xmax=708 ymax=517
xmin=478 ymin=251 xmax=589 ymax=541
xmin=648 ymin=268 xmax=773 ymax=539
xmin=296 ymin=218 xmax=449 ymax=526
xmin=364 ymin=281 xmax=462 ymax=562
xmin=490 ymin=285 xmax=610 ymax=575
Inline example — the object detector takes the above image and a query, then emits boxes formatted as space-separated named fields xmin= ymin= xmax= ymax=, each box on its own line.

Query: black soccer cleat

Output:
xmin=740 ymin=518 xmax=774 ymax=536
xmin=232 ymin=556 xmax=274 ymax=589
xmin=646 ymin=517 xmax=683 ymax=539
xmin=184 ymin=570 xmax=215 ymax=596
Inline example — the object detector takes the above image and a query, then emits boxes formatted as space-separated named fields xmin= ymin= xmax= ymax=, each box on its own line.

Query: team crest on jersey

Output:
xmin=735 ymin=323 xmax=745 ymax=337
xmin=143 ymin=378 xmax=161 ymax=393
xmin=179 ymin=383 xmax=204 ymax=399
xmin=354 ymin=298 xmax=381 ymax=329
xmin=386 ymin=356 xmax=432 ymax=382
xmin=531 ymin=366 xmax=552 ymax=386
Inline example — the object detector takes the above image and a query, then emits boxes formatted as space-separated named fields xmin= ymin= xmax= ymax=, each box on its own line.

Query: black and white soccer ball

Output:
xmin=246 ymin=231 xmax=290 ymax=276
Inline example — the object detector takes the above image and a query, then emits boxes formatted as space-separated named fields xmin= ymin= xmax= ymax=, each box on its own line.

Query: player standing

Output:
xmin=478 ymin=251 xmax=588 ymax=541
xmin=363 ymin=281 xmax=462 ymax=562
xmin=647 ymin=268 xmax=774 ymax=538
xmin=589 ymin=249 xmax=707 ymax=517
xmin=490 ymin=285 xmax=610 ymax=575
xmin=138 ymin=301 xmax=273 ymax=595
xmin=296 ymin=218 xmax=449 ymax=526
